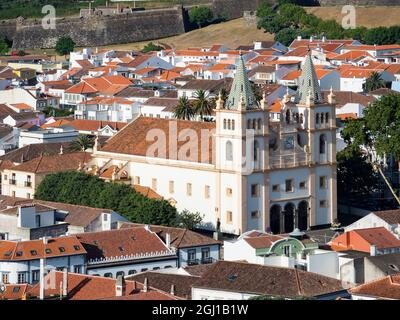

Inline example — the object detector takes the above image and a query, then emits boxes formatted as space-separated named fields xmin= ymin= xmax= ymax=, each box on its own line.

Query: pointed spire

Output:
xmin=296 ymin=52 xmax=322 ymax=105
xmin=225 ymin=54 xmax=257 ymax=110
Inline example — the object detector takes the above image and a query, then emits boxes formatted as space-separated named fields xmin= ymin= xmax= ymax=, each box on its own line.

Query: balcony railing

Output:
xmin=10 ymin=179 xmax=16 ymax=185
xmin=269 ymin=152 xmax=309 ymax=169
xmin=24 ymin=181 xmax=32 ymax=187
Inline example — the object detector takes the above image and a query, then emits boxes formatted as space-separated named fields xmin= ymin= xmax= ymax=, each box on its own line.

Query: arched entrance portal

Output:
xmin=270 ymin=205 xmax=281 ymax=234
xmin=284 ymin=203 xmax=295 ymax=233
xmin=297 ymin=201 xmax=308 ymax=231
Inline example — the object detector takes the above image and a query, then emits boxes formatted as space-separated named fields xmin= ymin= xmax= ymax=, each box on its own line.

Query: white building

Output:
xmin=87 ymin=53 xmax=337 ymax=235
xmin=18 ymin=126 xmax=79 ymax=148
xmin=0 ymin=236 xmax=86 ymax=284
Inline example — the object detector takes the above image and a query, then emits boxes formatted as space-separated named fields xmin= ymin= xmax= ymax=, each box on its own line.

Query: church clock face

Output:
xmin=283 ymin=136 xmax=295 ymax=150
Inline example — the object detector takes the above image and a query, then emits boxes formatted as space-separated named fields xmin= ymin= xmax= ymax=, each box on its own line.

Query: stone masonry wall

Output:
xmin=0 ymin=7 xmax=186 ymax=49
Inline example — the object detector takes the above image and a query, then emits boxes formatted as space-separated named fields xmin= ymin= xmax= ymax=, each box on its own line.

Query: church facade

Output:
xmin=86 ymin=53 xmax=337 ymax=235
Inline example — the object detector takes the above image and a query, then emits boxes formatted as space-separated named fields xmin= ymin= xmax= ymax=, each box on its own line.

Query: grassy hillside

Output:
xmin=306 ymin=6 xmax=400 ymax=28
xmin=0 ymin=0 xmax=210 ymax=19
xmin=102 ymin=18 xmax=273 ymax=51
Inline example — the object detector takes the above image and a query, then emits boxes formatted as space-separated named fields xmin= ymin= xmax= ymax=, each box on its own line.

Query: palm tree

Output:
xmin=193 ymin=90 xmax=213 ymax=121
xmin=73 ymin=134 xmax=94 ymax=151
xmin=174 ymin=96 xmax=195 ymax=120
xmin=365 ymin=72 xmax=385 ymax=92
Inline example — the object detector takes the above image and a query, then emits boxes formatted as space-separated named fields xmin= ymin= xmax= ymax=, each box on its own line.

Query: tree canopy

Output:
xmin=35 ymin=171 xmax=178 ymax=226
xmin=256 ymin=2 xmax=400 ymax=46
xmin=141 ymin=42 xmax=164 ymax=53
xmin=55 ymin=36 xmax=76 ymax=57
xmin=0 ymin=38 xmax=9 ymax=55
xmin=189 ymin=7 xmax=213 ymax=28
xmin=35 ymin=171 xmax=204 ymax=228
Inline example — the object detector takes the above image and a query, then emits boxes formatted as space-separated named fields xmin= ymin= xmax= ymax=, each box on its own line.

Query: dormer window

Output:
xmin=30 ymin=250 xmax=37 ymax=256
xmin=59 ymin=247 xmax=65 ymax=253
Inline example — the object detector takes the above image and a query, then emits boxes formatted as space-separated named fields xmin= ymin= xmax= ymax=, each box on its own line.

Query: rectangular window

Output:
xmin=201 ymin=248 xmax=210 ymax=263
xmin=169 ymin=181 xmax=174 ymax=194
xmin=251 ymin=210 xmax=260 ymax=219
xmin=17 ymin=272 xmax=26 ymax=284
xmin=320 ymin=176 xmax=327 ymax=189
xmin=74 ymin=265 xmax=82 ymax=274
xmin=152 ymin=178 xmax=157 ymax=191
xmin=226 ymin=211 xmax=233 ymax=224
xmin=226 ymin=188 xmax=233 ymax=197
xmin=27 ymin=193 xmax=31 ymax=199
xmin=187 ymin=183 xmax=192 ymax=196
xmin=285 ymin=179 xmax=294 ymax=192
xmin=204 ymin=185 xmax=210 ymax=199
xmin=320 ymin=200 xmax=328 ymax=208
xmin=188 ymin=249 xmax=196 ymax=262
xmin=251 ymin=184 xmax=259 ymax=198
xmin=299 ymin=181 xmax=306 ymax=189
xmin=272 ymin=184 xmax=280 ymax=192
xmin=2 ymin=272 xmax=9 ymax=284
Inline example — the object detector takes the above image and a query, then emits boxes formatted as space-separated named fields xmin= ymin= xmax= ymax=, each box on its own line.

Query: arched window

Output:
xmin=300 ymin=113 xmax=304 ymax=124
xmin=104 ymin=273 xmax=113 ymax=278
xmin=128 ymin=270 xmax=136 ymax=275
xmin=295 ymin=113 xmax=299 ymax=123
xmin=116 ymin=271 xmax=125 ymax=278
xmin=226 ymin=141 xmax=233 ymax=161
xmin=228 ymin=119 xmax=231 ymax=130
xmin=316 ymin=113 xmax=320 ymax=124
xmin=319 ymin=134 xmax=326 ymax=154
xmin=320 ymin=113 xmax=324 ymax=124
xmin=247 ymin=119 xmax=251 ymax=129
xmin=325 ymin=112 xmax=329 ymax=123
xmin=232 ymin=120 xmax=235 ymax=130
xmin=257 ymin=118 xmax=262 ymax=130
xmin=223 ymin=119 xmax=227 ymax=129
xmin=252 ymin=119 xmax=256 ymax=130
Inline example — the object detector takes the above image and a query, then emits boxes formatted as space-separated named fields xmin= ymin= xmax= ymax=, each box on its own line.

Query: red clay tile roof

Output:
xmin=331 ymin=227 xmax=400 ymax=252
xmin=27 ymin=271 xmax=178 ymax=300
xmin=350 ymin=274 xmax=400 ymax=299
xmin=10 ymin=152 xmax=92 ymax=174
xmin=132 ymin=185 xmax=163 ymax=200
xmin=0 ymin=195 xmax=113 ymax=228
xmin=121 ymin=223 xmax=221 ymax=249
xmin=193 ymin=260 xmax=345 ymax=297
xmin=373 ymin=210 xmax=400 ymax=225
xmin=0 ymin=284 xmax=31 ymax=300
xmin=244 ymin=234 xmax=285 ymax=249
xmin=75 ymin=227 xmax=172 ymax=261
xmin=128 ymin=271 xmax=199 ymax=299
xmin=0 ymin=236 xmax=86 ymax=261
xmin=99 ymin=117 xmax=216 ymax=164
xmin=68 ymin=119 xmax=126 ymax=132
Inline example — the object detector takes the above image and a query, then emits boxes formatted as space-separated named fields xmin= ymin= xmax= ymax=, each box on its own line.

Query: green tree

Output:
xmin=274 ymin=28 xmax=298 ymax=47
xmin=0 ymin=38 xmax=9 ymax=55
xmin=193 ymin=90 xmax=212 ymax=120
xmin=55 ymin=36 xmax=76 ymax=58
xmin=174 ymin=96 xmax=195 ymax=121
xmin=364 ymin=72 xmax=386 ymax=92
xmin=340 ymin=93 xmax=400 ymax=204
xmin=176 ymin=209 xmax=204 ymax=230
xmin=73 ymin=134 xmax=94 ymax=151
xmin=35 ymin=171 xmax=178 ymax=226
xmin=189 ymin=7 xmax=213 ymax=29
xmin=337 ymin=146 xmax=379 ymax=201
xmin=141 ymin=42 xmax=164 ymax=53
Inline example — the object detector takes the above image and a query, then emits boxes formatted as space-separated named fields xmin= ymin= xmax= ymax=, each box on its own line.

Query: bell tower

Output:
xmin=215 ymin=53 xmax=270 ymax=234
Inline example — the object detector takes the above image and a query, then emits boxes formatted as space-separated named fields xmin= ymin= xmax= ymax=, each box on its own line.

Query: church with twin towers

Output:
xmin=89 ymin=52 xmax=337 ymax=235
